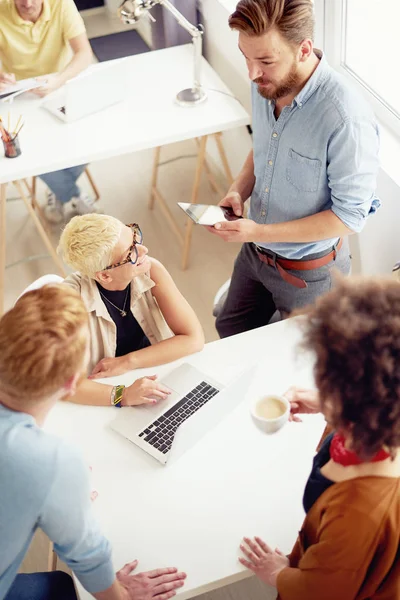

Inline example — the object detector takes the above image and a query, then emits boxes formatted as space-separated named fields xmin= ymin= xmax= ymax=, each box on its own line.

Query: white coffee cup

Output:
xmin=250 ymin=394 xmax=290 ymax=434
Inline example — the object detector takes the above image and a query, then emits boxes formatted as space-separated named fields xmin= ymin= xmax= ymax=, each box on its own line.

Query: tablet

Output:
xmin=177 ymin=203 xmax=242 ymax=226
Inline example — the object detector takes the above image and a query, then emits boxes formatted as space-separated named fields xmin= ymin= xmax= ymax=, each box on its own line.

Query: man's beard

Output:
xmin=254 ymin=61 xmax=301 ymax=101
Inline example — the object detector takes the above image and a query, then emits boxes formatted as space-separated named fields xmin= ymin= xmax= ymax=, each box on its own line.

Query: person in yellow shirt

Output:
xmin=0 ymin=0 xmax=100 ymax=223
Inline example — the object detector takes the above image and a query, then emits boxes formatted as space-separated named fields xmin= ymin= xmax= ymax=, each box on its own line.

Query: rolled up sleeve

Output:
xmin=38 ymin=442 xmax=115 ymax=594
xmin=276 ymin=511 xmax=377 ymax=600
xmin=327 ymin=117 xmax=380 ymax=233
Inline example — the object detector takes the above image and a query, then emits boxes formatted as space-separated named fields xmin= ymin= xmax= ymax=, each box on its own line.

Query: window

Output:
xmin=321 ymin=0 xmax=400 ymax=134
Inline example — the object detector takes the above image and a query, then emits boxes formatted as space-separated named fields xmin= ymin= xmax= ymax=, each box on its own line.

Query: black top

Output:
xmin=96 ymin=282 xmax=151 ymax=357
xmin=303 ymin=432 xmax=335 ymax=513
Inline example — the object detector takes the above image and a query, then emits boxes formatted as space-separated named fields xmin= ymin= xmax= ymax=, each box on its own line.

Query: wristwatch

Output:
xmin=110 ymin=384 xmax=125 ymax=408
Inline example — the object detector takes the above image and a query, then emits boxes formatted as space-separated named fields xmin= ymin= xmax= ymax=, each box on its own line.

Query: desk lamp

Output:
xmin=118 ymin=0 xmax=207 ymax=106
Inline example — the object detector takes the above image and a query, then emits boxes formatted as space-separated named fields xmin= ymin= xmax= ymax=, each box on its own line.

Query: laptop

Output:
xmin=110 ymin=363 xmax=256 ymax=465
xmin=42 ymin=60 xmax=127 ymax=123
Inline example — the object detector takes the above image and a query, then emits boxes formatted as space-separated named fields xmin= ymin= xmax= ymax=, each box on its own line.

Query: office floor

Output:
xmin=4 ymin=142 xmax=239 ymax=342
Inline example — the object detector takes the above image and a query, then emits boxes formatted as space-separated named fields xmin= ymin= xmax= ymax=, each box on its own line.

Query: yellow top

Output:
xmin=0 ymin=0 xmax=86 ymax=79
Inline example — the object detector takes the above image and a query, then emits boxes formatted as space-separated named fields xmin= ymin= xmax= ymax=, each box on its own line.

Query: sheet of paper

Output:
xmin=0 ymin=77 xmax=42 ymax=99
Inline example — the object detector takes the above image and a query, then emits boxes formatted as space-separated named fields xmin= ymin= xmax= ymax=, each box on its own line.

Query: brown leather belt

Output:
xmin=254 ymin=238 xmax=343 ymax=289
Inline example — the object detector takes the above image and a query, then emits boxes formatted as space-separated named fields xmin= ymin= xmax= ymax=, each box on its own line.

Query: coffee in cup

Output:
xmin=251 ymin=394 xmax=289 ymax=433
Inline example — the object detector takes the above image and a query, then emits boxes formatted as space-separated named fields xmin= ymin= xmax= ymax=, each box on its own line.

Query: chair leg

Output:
xmin=13 ymin=180 xmax=66 ymax=277
xmin=149 ymin=146 xmax=161 ymax=210
xmin=0 ymin=183 xmax=7 ymax=316
xmin=182 ymin=135 xmax=208 ymax=270
xmin=85 ymin=167 xmax=100 ymax=202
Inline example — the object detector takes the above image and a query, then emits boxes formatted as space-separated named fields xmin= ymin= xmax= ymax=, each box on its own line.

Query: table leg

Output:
xmin=194 ymin=138 xmax=224 ymax=198
xmin=149 ymin=146 xmax=161 ymax=210
xmin=214 ymin=132 xmax=234 ymax=184
xmin=0 ymin=183 xmax=7 ymax=316
xmin=13 ymin=180 xmax=66 ymax=277
xmin=182 ymin=135 xmax=208 ymax=270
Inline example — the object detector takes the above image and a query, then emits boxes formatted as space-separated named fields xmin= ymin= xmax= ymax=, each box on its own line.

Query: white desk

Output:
xmin=44 ymin=319 xmax=325 ymax=600
xmin=0 ymin=46 xmax=250 ymax=311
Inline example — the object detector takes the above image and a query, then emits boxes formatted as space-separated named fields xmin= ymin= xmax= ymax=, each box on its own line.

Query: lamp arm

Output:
xmin=158 ymin=0 xmax=203 ymax=90
xmin=158 ymin=0 xmax=202 ymax=38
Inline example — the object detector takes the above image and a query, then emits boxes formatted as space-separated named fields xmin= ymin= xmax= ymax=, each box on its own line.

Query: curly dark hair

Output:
xmin=300 ymin=276 xmax=400 ymax=460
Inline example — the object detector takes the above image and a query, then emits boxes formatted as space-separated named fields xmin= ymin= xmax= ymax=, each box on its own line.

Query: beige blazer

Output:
xmin=64 ymin=272 xmax=173 ymax=374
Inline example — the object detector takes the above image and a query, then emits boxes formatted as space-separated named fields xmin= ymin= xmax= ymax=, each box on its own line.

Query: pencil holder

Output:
xmin=3 ymin=135 xmax=21 ymax=158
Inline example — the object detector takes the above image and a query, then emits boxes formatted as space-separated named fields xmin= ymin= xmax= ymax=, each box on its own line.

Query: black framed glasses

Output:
xmin=104 ymin=223 xmax=143 ymax=271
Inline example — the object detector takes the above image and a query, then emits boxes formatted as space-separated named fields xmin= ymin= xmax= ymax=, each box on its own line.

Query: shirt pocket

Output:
xmin=286 ymin=148 xmax=321 ymax=193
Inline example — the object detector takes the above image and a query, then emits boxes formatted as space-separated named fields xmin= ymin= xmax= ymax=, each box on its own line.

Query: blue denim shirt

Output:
xmin=249 ymin=51 xmax=380 ymax=259
xmin=0 ymin=405 xmax=115 ymax=599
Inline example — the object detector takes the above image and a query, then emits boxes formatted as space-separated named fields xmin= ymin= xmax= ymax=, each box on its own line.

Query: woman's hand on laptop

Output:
xmin=123 ymin=376 xmax=171 ymax=407
xmin=283 ymin=386 xmax=320 ymax=422
xmin=32 ymin=74 xmax=62 ymax=97
xmin=117 ymin=560 xmax=186 ymax=600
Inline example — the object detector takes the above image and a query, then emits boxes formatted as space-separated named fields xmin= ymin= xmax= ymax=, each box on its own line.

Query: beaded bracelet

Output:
xmin=110 ymin=384 xmax=125 ymax=408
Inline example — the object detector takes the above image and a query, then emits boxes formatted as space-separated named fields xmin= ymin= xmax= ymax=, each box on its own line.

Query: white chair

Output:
xmin=212 ymin=279 xmax=231 ymax=318
xmin=213 ymin=278 xmax=281 ymax=323
xmin=16 ymin=274 xmax=64 ymax=303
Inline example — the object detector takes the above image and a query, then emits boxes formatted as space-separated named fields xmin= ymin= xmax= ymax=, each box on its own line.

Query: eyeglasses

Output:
xmin=104 ymin=223 xmax=143 ymax=271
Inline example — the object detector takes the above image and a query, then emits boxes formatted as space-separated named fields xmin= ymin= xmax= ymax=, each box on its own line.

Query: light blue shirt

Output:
xmin=250 ymin=51 xmax=380 ymax=259
xmin=0 ymin=404 xmax=115 ymax=600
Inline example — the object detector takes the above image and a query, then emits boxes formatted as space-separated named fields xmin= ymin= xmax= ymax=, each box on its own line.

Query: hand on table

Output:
xmin=239 ymin=536 xmax=289 ymax=588
xmin=283 ymin=386 xmax=320 ymax=422
xmin=118 ymin=561 xmax=186 ymax=600
xmin=0 ymin=72 xmax=16 ymax=92
xmin=32 ymin=74 xmax=63 ymax=97
xmin=90 ymin=355 xmax=135 ymax=378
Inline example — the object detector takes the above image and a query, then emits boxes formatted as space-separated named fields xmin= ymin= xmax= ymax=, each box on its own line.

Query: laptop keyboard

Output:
xmin=138 ymin=381 xmax=219 ymax=454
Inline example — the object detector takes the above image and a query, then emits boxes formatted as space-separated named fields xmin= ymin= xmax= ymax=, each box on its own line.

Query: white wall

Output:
xmin=198 ymin=0 xmax=400 ymax=276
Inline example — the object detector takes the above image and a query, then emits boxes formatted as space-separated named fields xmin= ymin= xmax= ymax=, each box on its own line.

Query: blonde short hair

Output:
xmin=0 ymin=285 xmax=88 ymax=401
xmin=58 ymin=214 xmax=123 ymax=278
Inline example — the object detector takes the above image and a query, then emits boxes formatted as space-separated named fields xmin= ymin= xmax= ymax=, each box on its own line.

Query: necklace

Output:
xmin=99 ymin=286 xmax=129 ymax=318
xmin=330 ymin=433 xmax=390 ymax=466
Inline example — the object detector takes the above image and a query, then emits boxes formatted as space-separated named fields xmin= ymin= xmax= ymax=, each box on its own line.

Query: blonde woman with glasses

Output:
xmin=58 ymin=214 xmax=204 ymax=408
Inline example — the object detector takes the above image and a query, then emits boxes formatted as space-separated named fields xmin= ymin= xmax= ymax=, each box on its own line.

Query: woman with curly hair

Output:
xmin=239 ymin=276 xmax=400 ymax=599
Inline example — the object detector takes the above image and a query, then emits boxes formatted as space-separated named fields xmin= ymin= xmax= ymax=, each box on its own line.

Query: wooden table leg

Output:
xmin=0 ymin=183 xmax=7 ymax=316
xmin=149 ymin=146 xmax=161 ymax=210
xmin=194 ymin=138 xmax=224 ymax=198
xmin=181 ymin=135 xmax=208 ymax=270
xmin=13 ymin=180 xmax=66 ymax=277
xmin=214 ymin=132 xmax=234 ymax=184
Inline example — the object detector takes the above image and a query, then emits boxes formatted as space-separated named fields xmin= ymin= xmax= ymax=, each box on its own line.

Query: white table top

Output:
xmin=0 ymin=45 xmax=250 ymax=184
xmin=44 ymin=319 xmax=325 ymax=600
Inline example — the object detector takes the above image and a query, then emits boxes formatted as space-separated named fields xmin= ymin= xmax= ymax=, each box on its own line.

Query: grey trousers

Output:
xmin=216 ymin=240 xmax=351 ymax=338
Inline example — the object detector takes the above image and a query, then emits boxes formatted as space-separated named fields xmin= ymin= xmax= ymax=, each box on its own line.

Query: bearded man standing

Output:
xmin=209 ymin=0 xmax=380 ymax=337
